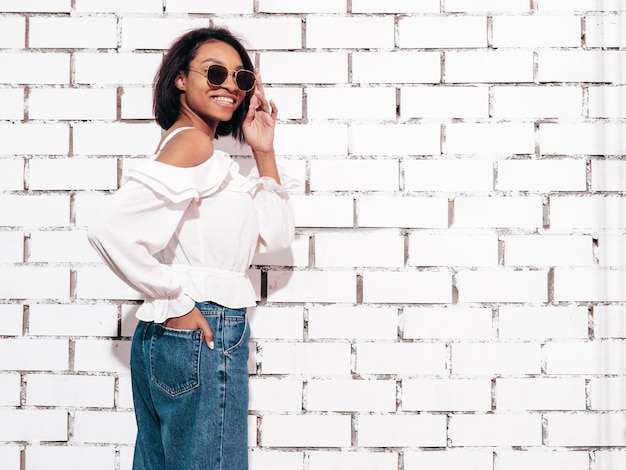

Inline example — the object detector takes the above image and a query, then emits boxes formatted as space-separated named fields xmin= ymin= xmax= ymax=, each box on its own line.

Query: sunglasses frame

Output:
xmin=188 ymin=64 xmax=256 ymax=92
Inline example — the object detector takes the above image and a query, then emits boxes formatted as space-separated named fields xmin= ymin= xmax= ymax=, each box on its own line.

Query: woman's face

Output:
xmin=177 ymin=40 xmax=250 ymax=125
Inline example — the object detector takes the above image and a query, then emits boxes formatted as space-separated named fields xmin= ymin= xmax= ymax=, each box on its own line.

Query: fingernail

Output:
xmin=208 ymin=341 xmax=215 ymax=350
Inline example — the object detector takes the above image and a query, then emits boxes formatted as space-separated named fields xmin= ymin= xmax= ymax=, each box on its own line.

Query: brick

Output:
xmin=0 ymin=123 xmax=68 ymax=155
xmin=503 ymin=235 xmax=593 ymax=267
xmin=353 ymin=0 xmax=439 ymax=12
xmin=267 ymin=270 xmax=356 ymax=303
xmin=496 ymin=378 xmax=586 ymax=411
xmin=73 ymin=411 xmax=136 ymax=444
xmin=29 ymin=88 xmax=117 ymax=120
xmin=0 ymin=158 xmax=23 ymax=190
xmin=260 ymin=52 xmax=348 ymax=85
xmin=249 ymin=450 xmax=304 ymax=469
xmin=454 ymin=196 xmax=543 ymax=229
xmin=492 ymin=16 xmax=581 ymax=47
xmin=0 ymin=0 xmax=70 ymax=12
xmin=595 ymin=451 xmax=626 ymax=470
xmin=358 ymin=195 xmax=449 ymax=229
xmin=358 ymin=414 xmax=447 ymax=447
xmin=492 ymin=85 xmax=582 ymax=118
xmin=214 ymin=17 xmax=301 ymax=50
xmin=119 ymin=447 xmax=134 ymax=470
xmin=446 ymin=123 xmax=534 ymax=155
xmin=541 ymin=123 xmax=626 ymax=155
xmin=538 ymin=51 xmax=626 ymax=84
xmin=353 ymin=52 xmax=440 ymax=84
xmin=308 ymin=306 xmax=397 ymax=340
xmin=307 ymin=87 xmax=396 ymax=120
xmin=399 ymin=16 xmax=488 ymax=48
xmin=402 ymin=86 xmax=489 ymax=118
xmin=545 ymin=340 xmax=626 ymax=374
xmin=409 ymin=233 xmax=498 ymax=267
xmin=356 ymin=342 xmax=447 ymax=375
xmin=402 ymin=378 xmax=492 ymax=411
xmin=315 ymin=232 xmax=404 ymax=268
xmin=75 ymin=53 xmax=162 ymax=85
xmin=445 ymin=51 xmax=534 ymax=83
xmin=591 ymin=160 xmax=626 ymax=191
xmin=308 ymin=451 xmax=398 ymax=470
xmin=0 ymin=410 xmax=67 ymax=442
xmin=0 ymin=88 xmax=23 ymax=120
xmin=539 ymin=0 xmax=626 ymax=11
xmin=0 ymin=231 xmax=23 ymax=262
xmin=593 ymin=306 xmax=626 ymax=338
xmin=452 ymin=342 xmax=541 ymax=375
xmin=0 ymin=446 xmax=20 ymax=470
xmin=120 ymin=86 xmax=152 ymax=119
xmin=73 ymin=123 xmax=160 ymax=156
xmin=253 ymin=234 xmax=309 ymax=267
xmin=450 ymin=414 xmax=542 ymax=446
xmin=0 ymin=195 xmax=69 ymax=227
xmin=497 ymin=159 xmax=586 ymax=191
xmin=259 ymin=0 xmax=344 ymax=12
xmin=0 ymin=53 xmax=69 ymax=85
xmin=352 ymin=124 xmax=441 ymax=156
xmin=547 ymin=413 xmax=626 ymax=446
xmin=30 ymin=17 xmax=117 ymax=49
xmin=74 ymin=193 xmax=109 ymax=227
xmin=0 ymin=17 xmax=24 ymax=48
xmin=121 ymin=305 xmax=140 ymax=337
xmin=458 ymin=270 xmax=548 ymax=303
xmin=29 ymin=231 xmax=100 ymax=263
xmin=404 ymin=159 xmax=494 ymax=192
xmin=249 ymin=377 xmax=303 ymax=412
xmin=248 ymin=306 xmax=304 ymax=339
xmin=363 ymin=271 xmax=453 ymax=304
xmin=25 ymin=446 xmax=116 ymax=470
xmin=260 ymin=342 xmax=351 ymax=375
xmin=29 ymin=158 xmax=118 ymax=190
xmin=590 ymin=377 xmax=626 ymax=410
xmin=586 ymin=15 xmax=626 ymax=47
xmin=167 ymin=0 xmax=252 ymax=13
xmin=263 ymin=87 xmax=303 ymax=120
xmin=0 ymin=339 xmax=68 ymax=371
xmin=499 ymin=306 xmax=589 ymax=339
xmin=0 ymin=267 xmax=70 ymax=300
xmin=274 ymin=123 xmax=348 ymax=155
xmin=28 ymin=304 xmax=118 ymax=337
xmin=405 ymin=450 xmax=493 ymax=470
xmin=550 ymin=196 xmax=626 ymax=230
xmin=306 ymin=16 xmax=394 ymax=49
xmin=74 ymin=0 xmax=162 ymax=12
xmin=121 ymin=18 xmax=209 ymax=50
xmin=0 ymin=373 xmax=20 ymax=406
xmin=445 ymin=0 xmax=531 ymax=12
xmin=261 ymin=415 xmax=351 ymax=447
xmin=402 ymin=307 xmax=493 ymax=340
xmin=75 ymin=340 xmax=131 ymax=373
xmin=554 ymin=268 xmax=626 ymax=302
xmin=496 ymin=450 xmax=589 ymax=470
xmin=0 ymin=304 xmax=23 ymax=336
xmin=26 ymin=374 xmax=115 ymax=407
xmin=307 ymin=379 xmax=396 ymax=412
xmin=290 ymin=195 xmax=353 ymax=228
xmin=310 ymin=159 xmax=399 ymax=191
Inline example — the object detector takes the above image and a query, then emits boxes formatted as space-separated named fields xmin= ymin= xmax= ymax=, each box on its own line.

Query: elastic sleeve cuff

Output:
xmin=143 ymin=293 xmax=196 ymax=324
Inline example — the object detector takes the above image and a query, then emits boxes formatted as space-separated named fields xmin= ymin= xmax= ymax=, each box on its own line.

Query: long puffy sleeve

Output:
xmin=252 ymin=176 xmax=295 ymax=253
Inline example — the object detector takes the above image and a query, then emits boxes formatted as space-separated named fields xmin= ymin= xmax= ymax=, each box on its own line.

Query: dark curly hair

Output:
xmin=153 ymin=27 xmax=254 ymax=142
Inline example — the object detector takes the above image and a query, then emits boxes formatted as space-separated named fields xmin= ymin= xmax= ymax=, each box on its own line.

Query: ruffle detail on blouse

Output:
xmin=246 ymin=165 xmax=302 ymax=198
xmin=126 ymin=150 xmax=239 ymax=203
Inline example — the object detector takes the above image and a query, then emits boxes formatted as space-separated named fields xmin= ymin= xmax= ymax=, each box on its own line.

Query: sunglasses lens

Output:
xmin=207 ymin=64 xmax=228 ymax=86
xmin=236 ymin=71 xmax=255 ymax=91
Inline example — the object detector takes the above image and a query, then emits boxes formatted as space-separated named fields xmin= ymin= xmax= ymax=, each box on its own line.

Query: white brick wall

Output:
xmin=0 ymin=3 xmax=623 ymax=470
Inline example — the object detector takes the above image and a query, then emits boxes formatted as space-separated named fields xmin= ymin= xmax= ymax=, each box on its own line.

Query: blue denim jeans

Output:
xmin=130 ymin=302 xmax=250 ymax=470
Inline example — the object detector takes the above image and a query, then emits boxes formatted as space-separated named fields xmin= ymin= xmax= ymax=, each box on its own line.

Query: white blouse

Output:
xmin=88 ymin=127 xmax=295 ymax=323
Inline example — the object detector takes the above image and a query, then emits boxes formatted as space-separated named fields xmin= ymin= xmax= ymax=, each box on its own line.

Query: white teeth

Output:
xmin=213 ymin=96 xmax=235 ymax=104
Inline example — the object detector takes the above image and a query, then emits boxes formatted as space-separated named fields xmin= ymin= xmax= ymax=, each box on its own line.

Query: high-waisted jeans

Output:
xmin=130 ymin=302 xmax=250 ymax=470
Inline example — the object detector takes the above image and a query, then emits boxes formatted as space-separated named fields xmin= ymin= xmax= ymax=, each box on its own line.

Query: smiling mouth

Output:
xmin=212 ymin=96 xmax=236 ymax=105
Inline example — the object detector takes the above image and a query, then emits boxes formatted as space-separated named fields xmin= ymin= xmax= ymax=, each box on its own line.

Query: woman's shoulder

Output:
xmin=155 ymin=127 xmax=215 ymax=168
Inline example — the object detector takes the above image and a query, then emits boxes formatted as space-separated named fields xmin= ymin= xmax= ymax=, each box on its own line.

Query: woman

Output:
xmin=88 ymin=27 xmax=294 ymax=470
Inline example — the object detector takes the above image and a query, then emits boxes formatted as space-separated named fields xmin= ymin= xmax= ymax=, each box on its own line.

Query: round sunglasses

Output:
xmin=188 ymin=64 xmax=256 ymax=92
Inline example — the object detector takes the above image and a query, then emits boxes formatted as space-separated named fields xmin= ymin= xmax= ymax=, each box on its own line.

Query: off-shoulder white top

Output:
xmin=88 ymin=127 xmax=295 ymax=323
